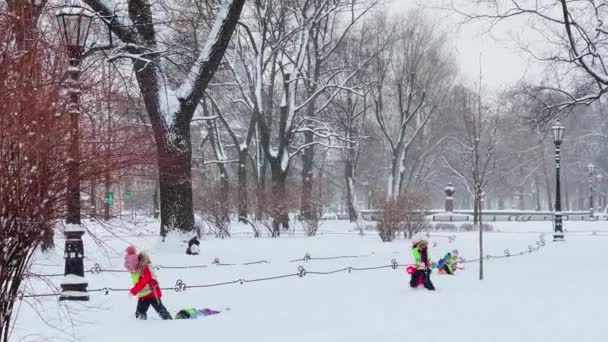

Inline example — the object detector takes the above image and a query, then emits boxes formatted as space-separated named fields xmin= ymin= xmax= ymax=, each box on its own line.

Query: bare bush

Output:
xmin=262 ymin=189 xmax=298 ymax=237
xmin=0 ymin=9 xmax=67 ymax=341
xmin=376 ymin=192 xmax=430 ymax=242
xmin=195 ymin=184 xmax=232 ymax=239
xmin=459 ymin=223 xmax=495 ymax=232
xmin=303 ymin=216 xmax=323 ymax=237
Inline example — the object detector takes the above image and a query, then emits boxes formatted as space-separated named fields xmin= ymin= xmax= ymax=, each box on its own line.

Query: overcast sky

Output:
xmin=390 ymin=0 xmax=542 ymax=92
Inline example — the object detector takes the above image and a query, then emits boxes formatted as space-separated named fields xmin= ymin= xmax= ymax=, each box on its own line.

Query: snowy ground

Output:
xmin=12 ymin=219 xmax=608 ymax=342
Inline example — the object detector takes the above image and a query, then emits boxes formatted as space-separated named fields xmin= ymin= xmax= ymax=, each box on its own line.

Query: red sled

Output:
xmin=406 ymin=266 xmax=424 ymax=286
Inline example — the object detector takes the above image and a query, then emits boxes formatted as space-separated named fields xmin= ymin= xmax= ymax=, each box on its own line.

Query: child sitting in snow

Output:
xmin=437 ymin=249 xmax=459 ymax=275
xmin=124 ymin=246 xmax=172 ymax=320
xmin=410 ymin=238 xmax=435 ymax=290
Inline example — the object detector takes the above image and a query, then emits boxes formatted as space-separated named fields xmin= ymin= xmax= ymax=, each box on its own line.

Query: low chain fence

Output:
xmin=26 ymin=252 xmax=383 ymax=278
xmin=18 ymin=236 xmax=548 ymax=300
xmin=27 ymin=231 xmax=571 ymax=278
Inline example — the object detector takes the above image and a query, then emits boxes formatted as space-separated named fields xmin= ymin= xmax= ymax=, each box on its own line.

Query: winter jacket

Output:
xmin=130 ymin=266 xmax=162 ymax=299
xmin=438 ymin=253 xmax=458 ymax=274
xmin=412 ymin=244 xmax=431 ymax=270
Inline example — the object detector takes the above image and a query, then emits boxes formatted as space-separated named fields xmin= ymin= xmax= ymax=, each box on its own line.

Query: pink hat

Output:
xmin=124 ymin=245 xmax=139 ymax=273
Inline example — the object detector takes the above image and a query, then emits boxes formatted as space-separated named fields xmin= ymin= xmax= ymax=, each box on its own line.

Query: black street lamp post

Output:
xmin=597 ymin=173 xmax=603 ymax=213
xmin=588 ymin=163 xmax=595 ymax=219
xmin=56 ymin=5 xmax=93 ymax=301
xmin=552 ymin=120 xmax=565 ymax=241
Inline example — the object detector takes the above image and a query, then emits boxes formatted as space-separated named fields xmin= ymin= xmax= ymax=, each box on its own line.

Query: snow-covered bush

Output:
xmin=459 ymin=223 xmax=495 ymax=232
xmin=435 ymin=223 xmax=458 ymax=231
xmin=376 ymin=192 xmax=429 ymax=242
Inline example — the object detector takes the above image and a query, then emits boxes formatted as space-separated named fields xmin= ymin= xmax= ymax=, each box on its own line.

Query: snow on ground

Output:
xmin=12 ymin=219 xmax=608 ymax=342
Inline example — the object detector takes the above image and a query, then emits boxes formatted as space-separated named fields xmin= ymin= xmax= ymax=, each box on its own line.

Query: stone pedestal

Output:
xmin=60 ymin=224 xmax=89 ymax=301
xmin=445 ymin=183 xmax=455 ymax=212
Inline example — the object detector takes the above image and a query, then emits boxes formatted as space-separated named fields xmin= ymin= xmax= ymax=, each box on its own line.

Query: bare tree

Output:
xmin=443 ymin=84 xmax=499 ymax=280
xmin=371 ymin=11 xmax=456 ymax=201
xmin=83 ymin=0 xmax=246 ymax=236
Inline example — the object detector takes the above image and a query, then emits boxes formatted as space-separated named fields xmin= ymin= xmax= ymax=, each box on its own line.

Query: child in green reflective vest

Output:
xmin=124 ymin=246 xmax=172 ymax=320
xmin=410 ymin=238 xmax=435 ymax=290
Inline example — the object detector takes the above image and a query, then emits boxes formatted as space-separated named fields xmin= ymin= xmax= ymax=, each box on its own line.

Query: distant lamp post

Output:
xmin=597 ymin=173 xmax=603 ymax=213
xmin=56 ymin=5 xmax=93 ymax=301
xmin=552 ymin=120 xmax=565 ymax=241
xmin=588 ymin=163 xmax=595 ymax=219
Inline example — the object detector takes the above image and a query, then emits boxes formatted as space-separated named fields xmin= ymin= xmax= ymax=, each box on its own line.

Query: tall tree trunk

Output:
xmin=344 ymin=158 xmax=358 ymax=222
xmin=218 ymin=163 xmax=230 ymax=223
xmin=270 ymin=160 xmax=288 ymax=236
xmin=388 ymin=152 xmax=400 ymax=201
xmin=90 ymin=178 xmax=97 ymax=218
xmin=104 ymin=171 xmax=111 ymax=221
xmin=158 ymin=143 xmax=194 ymax=237
xmin=254 ymin=137 xmax=267 ymax=221
xmin=301 ymin=131 xmax=315 ymax=220
xmin=473 ymin=195 xmax=479 ymax=225
xmin=153 ymin=180 xmax=160 ymax=219
xmin=238 ymin=149 xmax=248 ymax=222
xmin=256 ymin=164 xmax=266 ymax=221
xmin=317 ymin=151 xmax=327 ymax=218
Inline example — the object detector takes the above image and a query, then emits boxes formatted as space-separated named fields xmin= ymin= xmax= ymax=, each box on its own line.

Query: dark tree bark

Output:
xmin=104 ymin=171 xmax=111 ymax=220
xmin=90 ymin=178 xmax=97 ymax=218
xmin=153 ymin=181 xmax=160 ymax=219
xmin=237 ymin=149 xmax=248 ymax=222
xmin=270 ymin=159 xmax=289 ymax=236
xmin=255 ymin=152 xmax=267 ymax=221
xmin=344 ymin=158 xmax=357 ymax=222
xmin=301 ymin=135 xmax=315 ymax=220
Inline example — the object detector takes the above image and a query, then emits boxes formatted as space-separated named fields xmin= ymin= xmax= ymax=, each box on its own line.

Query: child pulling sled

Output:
xmin=410 ymin=238 xmax=435 ymax=291
xmin=124 ymin=246 xmax=172 ymax=320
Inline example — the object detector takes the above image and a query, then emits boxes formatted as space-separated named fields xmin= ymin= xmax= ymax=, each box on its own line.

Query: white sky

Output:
xmin=390 ymin=0 xmax=543 ymax=92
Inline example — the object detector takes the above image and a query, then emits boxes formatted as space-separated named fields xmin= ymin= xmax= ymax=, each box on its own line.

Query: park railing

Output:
xmin=19 ymin=235 xmax=549 ymax=300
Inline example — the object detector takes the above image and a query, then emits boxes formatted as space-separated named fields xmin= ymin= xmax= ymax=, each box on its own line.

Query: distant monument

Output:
xmin=445 ymin=183 xmax=455 ymax=212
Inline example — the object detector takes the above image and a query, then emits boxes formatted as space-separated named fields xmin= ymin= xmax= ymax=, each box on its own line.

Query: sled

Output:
xmin=175 ymin=308 xmax=222 ymax=319
xmin=406 ymin=266 xmax=425 ymax=286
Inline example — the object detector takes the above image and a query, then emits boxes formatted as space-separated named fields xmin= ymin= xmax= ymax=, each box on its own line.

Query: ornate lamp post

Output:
xmin=552 ymin=120 xmax=565 ymax=241
xmin=56 ymin=5 xmax=93 ymax=301
xmin=588 ymin=163 xmax=595 ymax=219
xmin=597 ymin=173 xmax=603 ymax=213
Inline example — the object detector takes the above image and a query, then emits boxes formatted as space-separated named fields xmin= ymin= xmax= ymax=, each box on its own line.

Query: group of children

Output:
xmin=123 ymin=236 xmax=459 ymax=319
xmin=409 ymin=236 xmax=460 ymax=291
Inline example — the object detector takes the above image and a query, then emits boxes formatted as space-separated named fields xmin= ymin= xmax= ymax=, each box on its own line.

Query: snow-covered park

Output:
xmin=12 ymin=219 xmax=607 ymax=342
xmin=6 ymin=0 xmax=608 ymax=342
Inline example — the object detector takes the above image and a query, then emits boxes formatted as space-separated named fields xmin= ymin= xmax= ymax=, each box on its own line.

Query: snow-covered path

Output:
xmin=13 ymin=221 xmax=607 ymax=342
